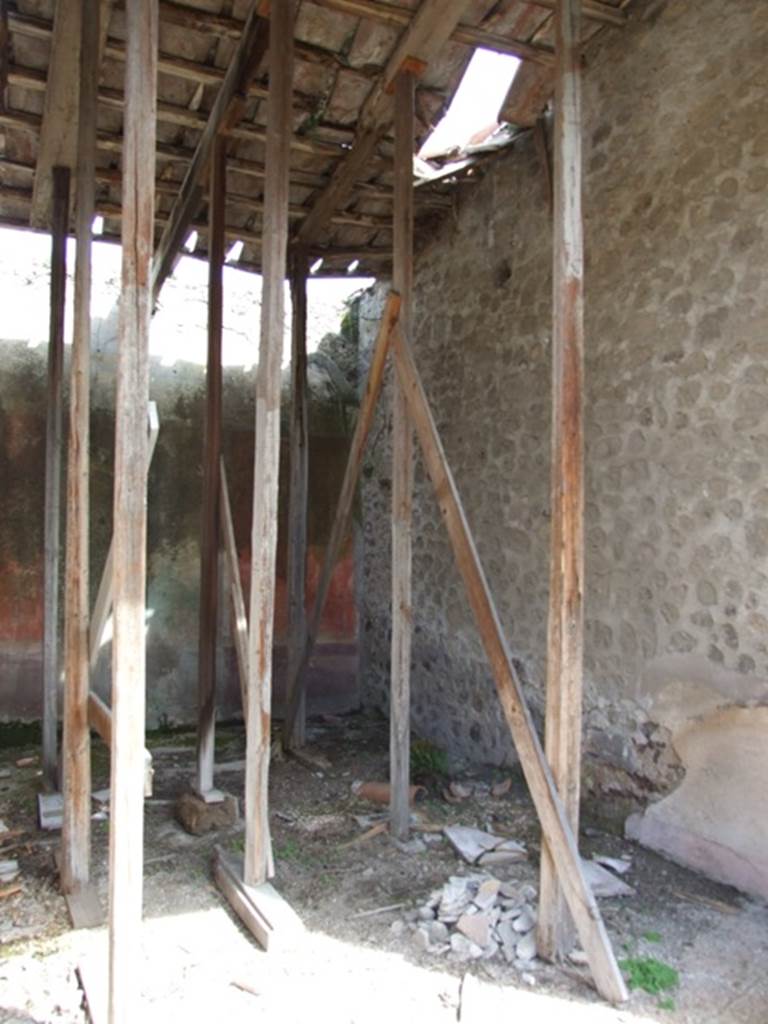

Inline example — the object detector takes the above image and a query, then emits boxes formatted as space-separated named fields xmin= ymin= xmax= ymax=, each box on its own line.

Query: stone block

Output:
xmin=175 ymin=791 xmax=239 ymax=836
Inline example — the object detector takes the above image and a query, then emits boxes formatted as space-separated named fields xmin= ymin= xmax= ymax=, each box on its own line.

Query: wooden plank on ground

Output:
xmin=537 ymin=0 xmax=586 ymax=961
xmin=42 ymin=165 xmax=70 ymax=791
xmin=213 ymin=846 xmax=304 ymax=952
xmin=61 ymin=0 xmax=98 ymax=896
xmin=243 ymin=0 xmax=296 ymax=889
xmin=281 ymin=291 xmax=401 ymax=744
xmin=195 ymin=135 xmax=226 ymax=799
xmin=285 ymin=248 xmax=309 ymax=750
xmin=150 ymin=1 xmax=269 ymax=302
xmin=390 ymin=325 xmax=627 ymax=1005
xmin=389 ymin=70 xmax=414 ymax=842
xmin=107 ymin=0 xmax=157 ymax=1020
xmin=65 ymin=882 xmax=104 ymax=930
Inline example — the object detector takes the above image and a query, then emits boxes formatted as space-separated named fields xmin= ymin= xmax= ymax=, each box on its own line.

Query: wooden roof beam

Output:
xmin=150 ymin=3 xmax=270 ymax=302
xmin=27 ymin=0 xmax=81 ymax=226
xmin=310 ymin=0 xmax=555 ymax=64
xmin=0 ymin=116 xmax=452 ymax=208
xmin=296 ymin=0 xmax=473 ymax=247
xmin=26 ymin=0 xmax=113 ymax=227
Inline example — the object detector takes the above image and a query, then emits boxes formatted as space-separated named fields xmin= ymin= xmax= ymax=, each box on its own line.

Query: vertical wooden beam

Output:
xmin=107 ymin=0 xmax=157 ymax=1020
xmin=0 ymin=0 xmax=9 ymax=113
xmin=537 ymin=0 xmax=585 ymax=962
xmin=61 ymin=0 xmax=98 ymax=895
xmin=389 ymin=70 xmax=414 ymax=842
xmin=244 ymin=0 xmax=295 ymax=888
xmin=42 ymin=165 xmax=70 ymax=791
xmin=281 ymin=293 xmax=401 ymax=744
xmin=285 ymin=247 xmax=309 ymax=751
xmin=195 ymin=135 xmax=226 ymax=798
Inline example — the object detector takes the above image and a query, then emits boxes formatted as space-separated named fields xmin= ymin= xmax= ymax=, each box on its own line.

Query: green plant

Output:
xmin=410 ymin=739 xmax=449 ymax=784
xmin=642 ymin=930 xmax=662 ymax=943
xmin=619 ymin=955 xmax=679 ymax=997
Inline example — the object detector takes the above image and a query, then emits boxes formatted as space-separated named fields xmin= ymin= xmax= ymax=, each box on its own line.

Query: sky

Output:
xmin=419 ymin=48 xmax=520 ymax=159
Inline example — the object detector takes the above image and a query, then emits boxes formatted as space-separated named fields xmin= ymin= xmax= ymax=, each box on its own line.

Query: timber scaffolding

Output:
xmin=0 ymin=0 xmax=637 ymax=1019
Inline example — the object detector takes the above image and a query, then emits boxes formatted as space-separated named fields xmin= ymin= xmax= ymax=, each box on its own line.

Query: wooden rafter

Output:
xmin=28 ymin=0 xmax=81 ymax=226
xmin=296 ymin=0 xmax=473 ymax=247
xmin=150 ymin=1 xmax=270 ymax=302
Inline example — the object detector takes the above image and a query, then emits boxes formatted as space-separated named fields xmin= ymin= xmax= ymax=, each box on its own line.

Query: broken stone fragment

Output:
xmin=428 ymin=920 xmax=450 ymax=946
xmin=495 ymin=918 xmax=518 ymax=956
xmin=516 ymin=930 xmax=537 ymax=961
xmin=581 ymin=858 xmax=635 ymax=897
xmin=478 ymin=848 xmax=526 ymax=867
xmin=450 ymin=933 xmax=484 ymax=961
xmin=594 ymin=854 xmax=632 ymax=875
xmin=472 ymin=878 xmax=501 ymax=910
xmin=443 ymin=825 xmax=502 ymax=863
xmin=512 ymin=906 xmax=536 ymax=933
xmin=443 ymin=825 xmax=526 ymax=865
xmin=394 ymin=836 xmax=427 ymax=855
xmin=437 ymin=876 xmax=475 ymax=922
xmin=0 ymin=859 xmax=20 ymax=883
xmin=456 ymin=911 xmax=492 ymax=948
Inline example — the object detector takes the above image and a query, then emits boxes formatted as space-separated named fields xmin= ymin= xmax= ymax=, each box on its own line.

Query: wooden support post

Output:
xmin=42 ymin=165 xmax=69 ymax=791
xmin=390 ymin=326 xmax=626 ymax=1005
xmin=195 ymin=135 xmax=226 ymax=800
xmin=285 ymin=248 xmax=309 ymax=750
xmin=107 ymin=0 xmax=157 ymax=1020
xmin=389 ymin=71 xmax=414 ymax=842
xmin=244 ymin=0 xmax=295 ymax=888
xmin=281 ymin=292 xmax=401 ymax=745
xmin=537 ymin=0 xmax=585 ymax=962
xmin=61 ymin=0 xmax=98 ymax=896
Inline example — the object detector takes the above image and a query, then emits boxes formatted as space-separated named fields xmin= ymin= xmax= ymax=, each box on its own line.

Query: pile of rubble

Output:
xmin=402 ymin=824 xmax=633 ymax=966
xmin=414 ymin=874 xmax=540 ymax=965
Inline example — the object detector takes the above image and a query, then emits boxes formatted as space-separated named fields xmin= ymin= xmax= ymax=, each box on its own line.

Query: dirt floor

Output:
xmin=1 ymin=712 xmax=767 ymax=1023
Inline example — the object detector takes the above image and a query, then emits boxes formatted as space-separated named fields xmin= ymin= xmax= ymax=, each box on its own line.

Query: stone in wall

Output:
xmin=358 ymin=0 xmax=768 ymax=897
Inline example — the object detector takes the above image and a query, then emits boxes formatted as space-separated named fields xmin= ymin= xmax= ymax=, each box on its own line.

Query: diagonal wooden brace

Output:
xmin=389 ymin=323 xmax=627 ymax=1005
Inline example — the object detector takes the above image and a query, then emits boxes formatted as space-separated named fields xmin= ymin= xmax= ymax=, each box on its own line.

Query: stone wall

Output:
xmin=359 ymin=0 xmax=768 ymax=897
xmin=0 ymin=234 xmax=362 ymax=727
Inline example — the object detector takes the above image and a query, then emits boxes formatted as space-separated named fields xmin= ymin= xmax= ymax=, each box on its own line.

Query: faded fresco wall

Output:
xmin=0 ymin=235 xmax=361 ymax=727
xmin=359 ymin=0 xmax=768 ymax=897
